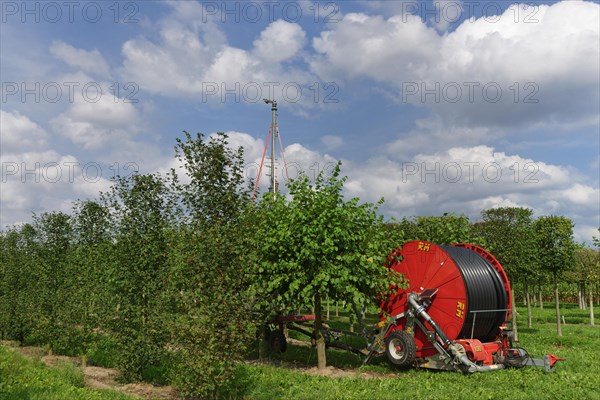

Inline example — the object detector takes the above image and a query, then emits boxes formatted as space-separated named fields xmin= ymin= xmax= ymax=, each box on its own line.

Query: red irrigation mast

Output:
xmin=251 ymin=99 xmax=289 ymax=203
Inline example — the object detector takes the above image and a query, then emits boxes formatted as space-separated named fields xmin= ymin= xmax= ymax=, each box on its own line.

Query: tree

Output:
xmin=410 ymin=213 xmax=481 ymax=245
xmin=31 ymin=211 xmax=75 ymax=351
xmin=69 ymin=201 xmax=114 ymax=349
xmin=0 ymin=224 xmax=38 ymax=342
xmin=167 ymin=131 xmax=256 ymax=399
xmin=474 ymin=207 xmax=539 ymax=332
xmin=100 ymin=173 xmax=173 ymax=380
xmin=253 ymin=162 xmax=402 ymax=369
xmin=570 ymin=247 xmax=599 ymax=325
xmin=534 ymin=216 xmax=575 ymax=336
xmin=173 ymin=131 xmax=249 ymax=224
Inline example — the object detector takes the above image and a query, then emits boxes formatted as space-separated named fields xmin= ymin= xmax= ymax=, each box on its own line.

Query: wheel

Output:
xmin=268 ymin=330 xmax=287 ymax=353
xmin=385 ymin=330 xmax=416 ymax=368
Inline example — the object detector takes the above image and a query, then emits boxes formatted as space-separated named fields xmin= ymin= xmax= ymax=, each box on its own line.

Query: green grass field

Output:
xmin=0 ymin=346 xmax=135 ymax=400
xmin=218 ymin=304 xmax=600 ymax=400
xmin=1 ymin=304 xmax=598 ymax=400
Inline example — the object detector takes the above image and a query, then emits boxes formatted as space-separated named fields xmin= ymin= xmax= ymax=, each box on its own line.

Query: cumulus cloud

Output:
xmin=253 ymin=20 xmax=307 ymax=63
xmin=0 ymin=110 xmax=113 ymax=227
xmin=338 ymin=144 xmax=595 ymax=242
xmin=1 ymin=110 xmax=48 ymax=152
xmin=49 ymin=78 xmax=141 ymax=150
xmin=119 ymin=4 xmax=323 ymax=111
xmin=218 ymin=129 xmax=596 ymax=243
xmin=50 ymin=41 xmax=111 ymax=78
xmin=321 ymin=135 xmax=344 ymax=150
xmin=311 ymin=2 xmax=600 ymax=130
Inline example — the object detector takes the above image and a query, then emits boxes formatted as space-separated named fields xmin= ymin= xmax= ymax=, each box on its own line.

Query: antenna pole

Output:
xmin=263 ymin=98 xmax=278 ymax=195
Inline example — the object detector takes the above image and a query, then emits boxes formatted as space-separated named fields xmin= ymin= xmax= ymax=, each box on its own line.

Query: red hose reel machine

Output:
xmin=374 ymin=240 xmax=564 ymax=372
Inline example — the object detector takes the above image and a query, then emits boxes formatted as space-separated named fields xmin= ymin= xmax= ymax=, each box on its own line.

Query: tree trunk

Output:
xmin=313 ymin=293 xmax=327 ymax=369
xmin=539 ymin=286 xmax=544 ymax=309
xmin=326 ymin=297 xmax=330 ymax=321
xmin=526 ymin=287 xmax=532 ymax=329
xmin=258 ymin=333 xmax=266 ymax=361
xmin=511 ymin=288 xmax=518 ymax=342
xmin=555 ymin=276 xmax=562 ymax=336
xmin=335 ymin=301 xmax=339 ymax=318
xmin=590 ymin=287 xmax=595 ymax=327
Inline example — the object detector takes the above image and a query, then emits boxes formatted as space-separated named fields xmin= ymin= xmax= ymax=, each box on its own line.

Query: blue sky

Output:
xmin=1 ymin=0 xmax=599 ymax=243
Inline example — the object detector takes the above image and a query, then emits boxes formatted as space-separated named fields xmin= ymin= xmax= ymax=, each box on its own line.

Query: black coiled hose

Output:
xmin=441 ymin=246 xmax=509 ymax=342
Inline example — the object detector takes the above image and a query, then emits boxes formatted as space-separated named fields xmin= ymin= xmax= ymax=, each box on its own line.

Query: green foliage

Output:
xmin=254 ymin=162 xmax=401 ymax=312
xmin=32 ymin=212 xmax=73 ymax=346
xmin=0 ymin=224 xmax=38 ymax=342
xmin=534 ymin=216 xmax=576 ymax=278
xmin=252 ymin=162 xmax=403 ymax=368
xmin=173 ymin=131 xmax=249 ymax=224
xmin=166 ymin=131 xmax=256 ymax=399
xmin=0 ymin=131 xmax=257 ymax=398
xmin=568 ymin=247 xmax=600 ymax=285
xmin=474 ymin=207 xmax=539 ymax=281
xmin=166 ymin=225 xmax=256 ymax=399
xmin=100 ymin=173 xmax=173 ymax=381
xmin=398 ymin=213 xmax=482 ymax=245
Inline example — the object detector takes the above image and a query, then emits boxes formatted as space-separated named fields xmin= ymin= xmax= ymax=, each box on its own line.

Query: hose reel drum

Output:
xmin=377 ymin=240 xmax=562 ymax=372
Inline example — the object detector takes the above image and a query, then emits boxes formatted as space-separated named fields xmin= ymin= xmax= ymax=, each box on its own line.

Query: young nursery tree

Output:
xmin=253 ymin=162 xmax=402 ymax=369
xmin=476 ymin=207 xmax=539 ymax=331
xmin=167 ymin=131 xmax=256 ymax=398
xmin=534 ymin=216 xmax=575 ymax=336
xmin=100 ymin=173 xmax=173 ymax=380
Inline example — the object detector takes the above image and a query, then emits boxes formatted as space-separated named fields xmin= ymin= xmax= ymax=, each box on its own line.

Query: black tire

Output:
xmin=268 ymin=330 xmax=287 ymax=353
xmin=385 ymin=330 xmax=416 ymax=368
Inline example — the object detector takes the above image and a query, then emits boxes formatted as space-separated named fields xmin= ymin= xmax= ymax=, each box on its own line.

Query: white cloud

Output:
xmin=432 ymin=0 xmax=463 ymax=32
xmin=50 ymin=81 xmax=141 ymax=150
xmin=223 ymin=129 xmax=597 ymax=243
xmin=0 ymin=111 xmax=113 ymax=228
xmin=0 ymin=110 xmax=48 ymax=152
xmin=310 ymin=2 xmax=600 ymax=130
xmin=310 ymin=143 xmax=597 ymax=242
xmin=253 ymin=20 xmax=306 ymax=63
xmin=50 ymin=41 xmax=111 ymax=78
xmin=321 ymin=135 xmax=344 ymax=150
xmin=119 ymin=7 xmax=322 ymax=111
xmin=559 ymin=183 xmax=599 ymax=206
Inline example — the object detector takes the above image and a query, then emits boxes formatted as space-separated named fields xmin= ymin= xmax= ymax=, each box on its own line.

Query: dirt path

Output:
xmin=3 ymin=339 xmax=396 ymax=399
xmin=251 ymin=338 xmax=399 ymax=379
xmin=1 ymin=341 xmax=176 ymax=400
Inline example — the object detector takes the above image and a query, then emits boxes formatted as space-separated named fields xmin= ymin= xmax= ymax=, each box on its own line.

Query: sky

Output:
xmin=1 ymin=0 xmax=599 ymax=243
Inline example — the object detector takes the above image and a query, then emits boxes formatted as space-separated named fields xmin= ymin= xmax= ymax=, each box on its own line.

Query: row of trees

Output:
xmin=1 ymin=132 xmax=598 ymax=397
xmin=0 ymin=133 xmax=258 ymax=399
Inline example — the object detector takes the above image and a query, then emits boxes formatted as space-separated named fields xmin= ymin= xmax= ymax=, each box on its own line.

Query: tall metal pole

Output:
xmin=263 ymin=98 xmax=277 ymax=194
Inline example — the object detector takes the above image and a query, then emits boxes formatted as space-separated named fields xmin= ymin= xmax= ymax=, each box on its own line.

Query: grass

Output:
xmin=219 ymin=304 xmax=600 ymax=400
xmin=0 ymin=346 xmax=136 ymax=400
xmin=2 ymin=304 xmax=597 ymax=399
